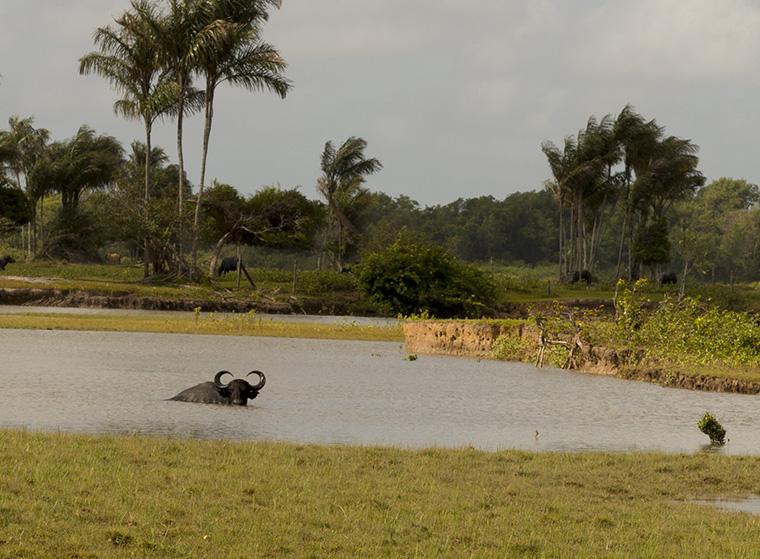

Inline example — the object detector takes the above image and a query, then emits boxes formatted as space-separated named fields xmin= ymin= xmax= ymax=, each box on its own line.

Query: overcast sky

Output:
xmin=1 ymin=0 xmax=759 ymax=205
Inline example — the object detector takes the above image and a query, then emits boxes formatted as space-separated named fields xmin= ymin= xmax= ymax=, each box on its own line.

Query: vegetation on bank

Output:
xmin=3 ymin=258 xmax=760 ymax=317
xmin=2 ymin=429 xmax=760 ymax=558
xmin=473 ymin=281 xmax=760 ymax=385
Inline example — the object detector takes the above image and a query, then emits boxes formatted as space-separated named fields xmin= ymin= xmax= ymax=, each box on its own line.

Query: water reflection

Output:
xmin=2 ymin=328 xmax=759 ymax=453
xmin=692 ymin=497 xmax=760 ymax=515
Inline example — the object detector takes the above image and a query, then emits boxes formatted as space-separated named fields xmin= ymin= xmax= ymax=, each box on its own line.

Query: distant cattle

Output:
xmin=105 ymin=252 xmax=121 ymax=265
xmin=0 ymin=255 xmax=15 ymax=270
xmin=218 ymin=256 xmax=240 ymax=277
xmin=661 ymin=272 xmax=678 ymax=285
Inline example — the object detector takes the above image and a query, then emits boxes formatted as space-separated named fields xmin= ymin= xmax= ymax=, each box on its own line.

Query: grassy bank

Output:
xmin=0 ymin=312 xmax=403 ymax=342
xmin=3 ymin=261 xmax=760 ymax=317
xmin=1 ymin=429 xmax=760 ymax=558
xmin=0 ymin=262 xmax=374 ymax=315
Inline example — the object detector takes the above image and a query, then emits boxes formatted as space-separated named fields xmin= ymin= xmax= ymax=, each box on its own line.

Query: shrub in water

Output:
xmin=698 ymin=412 xmax=726 ymax=445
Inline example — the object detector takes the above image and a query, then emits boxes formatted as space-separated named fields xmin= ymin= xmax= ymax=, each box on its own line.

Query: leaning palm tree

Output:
xmin=542 ymin=136 xmax=576 ymax=279
xmin=317 ymin=137 xmax=382 ymax=270
xmin=613 ymin=105 xmax=663 ymax=279
xmin=572 ymin=114 xmax=621 ymax=273
xmin=80 ymin=0 xmax=175 ymax=277
xmin=190 ymin=14 xmax=291 ymax=272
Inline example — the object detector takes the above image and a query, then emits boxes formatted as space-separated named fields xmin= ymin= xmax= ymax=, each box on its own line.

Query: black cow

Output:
xmin=169 ymin=370 xmax=266 ymax=406
xmin=217 ymin=256 xmax=240 ymax=277
xmin=0 ymin=255 xmax=15 ymax=271
xmin=661 ymin=272 xmax=678 ymax=285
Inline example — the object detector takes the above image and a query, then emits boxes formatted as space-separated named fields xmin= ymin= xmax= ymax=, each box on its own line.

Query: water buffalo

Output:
xmin=570 ymin=270 xmax=594 ymax=284
xmin=217 ymin=256 xmax=240 ymax=277
xmin=105 ymin=252 xmax=121 ymax=264
xmin=661 ymin=272 xmax=678 ymax=285
xmin=169 ymin=370 xmax=266 ymax=406
xmin=0 ymin=255 xmax=15 ymax=271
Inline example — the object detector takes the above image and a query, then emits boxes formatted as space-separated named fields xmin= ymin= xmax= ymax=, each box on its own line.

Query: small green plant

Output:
xmin=614 ymin=278 xmax=649 ymax=333
xmin=406 ymin=354 xmax=418 ymax=361
xmin=698 ymin=412 xmax=726 ymax=445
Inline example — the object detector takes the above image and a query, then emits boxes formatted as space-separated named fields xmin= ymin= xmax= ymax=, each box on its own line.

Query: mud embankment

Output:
xmin=0 ymin=287 xmax=294 ymax=314
xmin=404 ymin=321 xmax=760 ymax=395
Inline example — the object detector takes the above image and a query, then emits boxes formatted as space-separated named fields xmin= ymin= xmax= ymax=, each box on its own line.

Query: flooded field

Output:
xmin=2 ymin=328 xmax=759 ymax=453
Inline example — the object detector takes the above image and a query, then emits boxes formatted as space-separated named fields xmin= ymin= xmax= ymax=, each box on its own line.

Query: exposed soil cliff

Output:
xmin=404 ymin=320 xmax=760 ymax=395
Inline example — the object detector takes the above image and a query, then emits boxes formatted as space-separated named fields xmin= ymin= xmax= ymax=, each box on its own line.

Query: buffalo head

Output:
xmin=214 ymin=370 xmax=266 ymax=405
xmin=169 ymin=370 xmax=266 ymax=406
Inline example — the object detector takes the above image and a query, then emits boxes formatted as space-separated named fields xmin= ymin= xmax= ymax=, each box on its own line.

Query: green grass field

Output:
xmin=1 ymin=430 xmax=760 ymax=558
xmin=3 ymin=260 xmax=760 ymax=314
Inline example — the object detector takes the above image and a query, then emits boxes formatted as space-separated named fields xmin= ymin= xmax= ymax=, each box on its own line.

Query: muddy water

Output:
xmin=2 ymin=328 xmax=759 ymax=453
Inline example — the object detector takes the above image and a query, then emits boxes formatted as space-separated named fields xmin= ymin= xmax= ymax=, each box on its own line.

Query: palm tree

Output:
xmin=30 ymin=126 xmax=123 ymax=214
xmin=543 ymin=115 xmax=622 ymax=278
xmin=80 ymin=0 xmax=175 ymax=277
xmin=634 ymin=136 xmax=704 ymax=279
xmin=573 ymin=114 xmax=621 ymax=273
xmin=2 ymin=116 xmax=50 ymax=256
xmin=317 ymin=137 xmax=382 ymax=270
xmin=541 ymin=136 xmax=576 ymax=279
xmin=190 ymin=2 xmax=291 ymax=272
xmin=613 ymin=105 xmax=662 ymax=279
xmin=136 ymin=0 xmax=225 ymax=272
xmin=0 ymin=130 xmax=17 ymax=172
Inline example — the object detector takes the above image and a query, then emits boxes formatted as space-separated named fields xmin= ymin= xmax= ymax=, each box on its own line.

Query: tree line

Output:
xmin=542 ymin=105 xmax=759 ymax=284
xmin=1 ymin=1 xmax=758 ymax=285
xmin=2 ymin=110 xmax=758 ymax=285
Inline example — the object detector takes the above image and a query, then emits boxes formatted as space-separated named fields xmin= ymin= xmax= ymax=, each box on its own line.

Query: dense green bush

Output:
xmin=610 ymin=280 xmax=760 ymax=366
xmin=356 ymin=235 xmax=495 ymax=318
xmin=636 ymin=297 xmax=760 ymax=366
xmin=0 ymin=179 xmax=32 ymax=233
xmin=42 ymin=209 xmax=105 ymax=261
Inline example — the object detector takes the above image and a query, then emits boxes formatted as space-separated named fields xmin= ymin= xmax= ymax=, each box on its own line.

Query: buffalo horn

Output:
xmin=214 ymin=370 xmax=233 ymax=387
xmin=246 ymin=370 xmax=266 ymax=390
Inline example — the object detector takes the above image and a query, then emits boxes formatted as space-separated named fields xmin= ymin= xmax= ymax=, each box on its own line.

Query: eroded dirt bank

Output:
xmin=404 ymin=320 xmax=760 ymax=395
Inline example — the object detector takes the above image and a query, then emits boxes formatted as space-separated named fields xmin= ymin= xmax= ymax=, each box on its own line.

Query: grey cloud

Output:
xmin=1 ymin=0 xmax=758 ymax=205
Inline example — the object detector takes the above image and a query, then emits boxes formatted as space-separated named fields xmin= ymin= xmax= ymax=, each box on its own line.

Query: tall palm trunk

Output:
xmin=143 ymin=120 xmax=153 ymax=279
xmin=557 ymin=195 xmax=564 ymax=280
xmin=568 ymin=202 xmax=575 ymax=277
xmin=176 ymin=80 xmax=187 ymax=276
xmin=615 ymin=209 xmax=629 ymax=280
xmin=192 ymin=83 xmax=215 ymax=275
